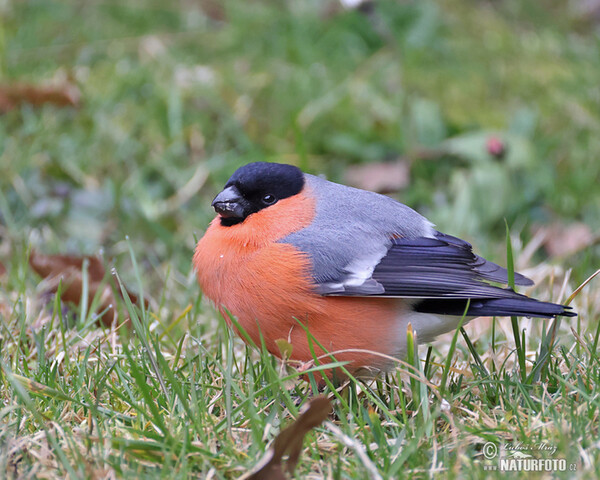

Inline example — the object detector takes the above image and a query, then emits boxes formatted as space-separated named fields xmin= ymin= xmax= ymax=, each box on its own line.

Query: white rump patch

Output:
xmin=394 ymin=310 xmax=473 ymax=359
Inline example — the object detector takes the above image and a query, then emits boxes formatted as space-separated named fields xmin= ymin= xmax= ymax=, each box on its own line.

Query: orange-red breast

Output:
xmin=193 ymin=162 xmax=575 ymax=376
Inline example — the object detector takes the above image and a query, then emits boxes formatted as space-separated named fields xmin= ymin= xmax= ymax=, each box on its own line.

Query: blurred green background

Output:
xmin=1 ymin=0 xmax=599 ymax=287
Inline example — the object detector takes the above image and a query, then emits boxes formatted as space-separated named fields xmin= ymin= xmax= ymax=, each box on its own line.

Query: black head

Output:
xmin=212 ymin=162 xmax=305 ymax=226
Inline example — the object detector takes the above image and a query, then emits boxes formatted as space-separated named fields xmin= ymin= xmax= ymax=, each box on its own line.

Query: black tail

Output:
xmin=415 ymin=295 xmax=576 ymax=318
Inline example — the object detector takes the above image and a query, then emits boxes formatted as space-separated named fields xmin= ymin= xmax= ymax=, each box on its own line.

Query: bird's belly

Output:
xmin=194 ymin=236 xmax=405 ymax=374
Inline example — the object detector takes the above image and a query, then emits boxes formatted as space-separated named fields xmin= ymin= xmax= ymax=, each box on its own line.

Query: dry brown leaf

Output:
xmin=0 ymin=260 xmax=6 ymax=277
xmin=29 ymin=251 xmax=143 ymax=327
xmin=536 ymin=222 xmax=597 ymax=258
xmin=0 ymin=82 xmax=80 ymax=113
xmin=573 ymin=0 xmax=600 ymax=21
xmin=199 ymin=0 xmax=226 ymax=22
xmin=344 ymin=160 xmax=410 ymax=193
xmin=248 ymin=396 xmax=332 ymax=480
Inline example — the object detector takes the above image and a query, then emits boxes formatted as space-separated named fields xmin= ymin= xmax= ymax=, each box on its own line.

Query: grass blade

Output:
xmin=505 ymin=220 xmax=526 ymax=381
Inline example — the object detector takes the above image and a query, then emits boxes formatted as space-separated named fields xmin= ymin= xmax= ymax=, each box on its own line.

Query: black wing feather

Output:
xmin=368 ymin=232 xmax=532 ymax=298
xmin=414 ymin=297 xmax=576 ymax=318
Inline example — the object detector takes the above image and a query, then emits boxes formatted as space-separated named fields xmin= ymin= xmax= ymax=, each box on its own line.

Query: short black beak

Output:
xmin=211 ymin=185 xmax=246 ymax=219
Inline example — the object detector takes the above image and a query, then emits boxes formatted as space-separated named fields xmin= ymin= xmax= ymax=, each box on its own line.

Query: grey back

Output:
xmin=280 ymin=174 xmax=434 ymax=289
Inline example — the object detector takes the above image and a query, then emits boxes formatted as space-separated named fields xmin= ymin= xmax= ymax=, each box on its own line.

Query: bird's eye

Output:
xmin=262 ymin=194 xmax=277 ymax=205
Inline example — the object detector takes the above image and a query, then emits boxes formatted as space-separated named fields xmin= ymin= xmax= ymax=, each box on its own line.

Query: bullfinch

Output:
xmin=193 ymin=162 xmax=575 ymax=376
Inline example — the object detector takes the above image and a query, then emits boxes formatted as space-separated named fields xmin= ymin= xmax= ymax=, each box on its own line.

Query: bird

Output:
xmin=193 ymin=162 xmax=575 ymax=378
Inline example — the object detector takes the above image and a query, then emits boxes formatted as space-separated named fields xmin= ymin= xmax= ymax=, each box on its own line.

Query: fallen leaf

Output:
xmin=29 ymin=251 xmax=143 ymax=327
xmin=536 ymin=222 xmax=597 ymax=258
xmin=199 ymin=0 xmax=227 ymax=22
xmin=248 ymin=396 xmax=332 ymax=479
xmin=344 ymin=160 xmax=410 ymax=193
xmin=0 ymin=81 xmax=80 ymax=113
xmin=573 ymin=0 xmax=600 ymax=22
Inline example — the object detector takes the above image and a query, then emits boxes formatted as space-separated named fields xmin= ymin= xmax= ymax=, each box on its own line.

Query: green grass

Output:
xmin=1 ymin=0 xmax=599 ymax=478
